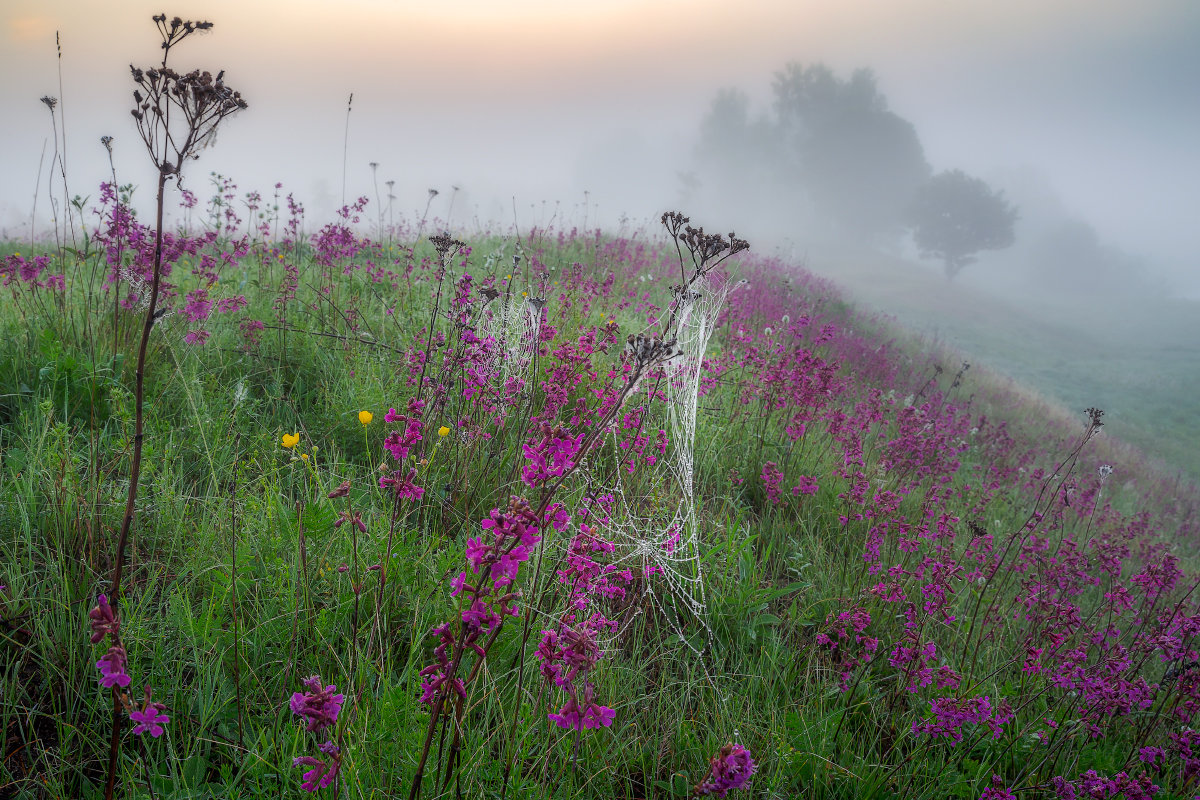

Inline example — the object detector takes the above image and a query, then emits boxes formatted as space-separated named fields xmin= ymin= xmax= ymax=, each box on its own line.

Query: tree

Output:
xmin=770 ymin=63 xmax=930 ymax=240
xmin=908 ymin=170 xmax=1018 ymax=279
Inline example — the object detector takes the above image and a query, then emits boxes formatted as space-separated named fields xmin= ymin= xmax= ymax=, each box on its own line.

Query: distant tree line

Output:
xmin=692 ymin=63 xmax=1018 ymax=280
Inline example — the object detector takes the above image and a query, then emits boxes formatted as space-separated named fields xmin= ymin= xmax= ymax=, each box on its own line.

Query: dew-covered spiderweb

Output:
xmin=477 ymin=245 xmax=541 ymax=389
xmin=550 ymin=270 xmax=740 ymax=658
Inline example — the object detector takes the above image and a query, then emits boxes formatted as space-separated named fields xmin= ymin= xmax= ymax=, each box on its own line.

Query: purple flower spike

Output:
xmin=88 ymin=593 xmax=120 ymax=644
xmin=695 ymin=743 xmax=756 ymax=797
xmin=96 ymin=645 xmax=131 ymax=688
xmin=548 ymin=682 xmax=614 ymax=731
xmin=294 ymin=741 xmax=341 ymax=792
xmin=290 ymin=675 xmax=344 ymax=733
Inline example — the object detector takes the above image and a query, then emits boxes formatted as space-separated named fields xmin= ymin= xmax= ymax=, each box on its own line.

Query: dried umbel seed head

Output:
xmin=478 ymin=286 xmax=500 ymax=303
xmin=429 ymin=233 xmax=465 ymax=258
xmin=624 ymin=334 xmax=680 ymax=369
xmin=660 ymin=210 xmax=690 ymax=234
xmin=129 ymin=40 xmax=247 ymax=172
xmin=1081 ymin=407 xmax=1105 ymax=444
xmin=40 ymin=95 xmax=58 ymax=111
xmin=526 ymin=296 xmax=547 ymax=312
xmin=101 ymin=135 xmax=114 ymax=154
xmin=661 ymin=211 xmax=749 ymax=276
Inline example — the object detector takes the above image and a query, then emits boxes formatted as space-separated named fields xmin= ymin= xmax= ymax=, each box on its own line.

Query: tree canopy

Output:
xmin=693 ymin=62 xmax=930 ymax=241
xmin=908 ymin=169 xmax=1018 ymax=279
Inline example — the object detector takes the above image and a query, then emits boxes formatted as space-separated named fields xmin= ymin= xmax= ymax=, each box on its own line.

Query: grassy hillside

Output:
xmin=800 ymin=246 xmax=1200 ymax=484
xmin=2 ymin=201 xmax=1200 ymax=800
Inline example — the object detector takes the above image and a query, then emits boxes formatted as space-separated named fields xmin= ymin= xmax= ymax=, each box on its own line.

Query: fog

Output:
xmin=2 ymin=0 xmax=1198 ymax=299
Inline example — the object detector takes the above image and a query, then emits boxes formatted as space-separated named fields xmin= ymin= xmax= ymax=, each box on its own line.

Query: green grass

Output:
xmin=804 ymin=245 xmax=1200 ymax=483
xmin=2 ymin=230 xmax=1198 ymax=799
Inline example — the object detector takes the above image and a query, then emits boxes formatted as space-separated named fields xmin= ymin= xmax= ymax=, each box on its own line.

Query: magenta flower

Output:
xmin=695 ymin=743 xmax=756 ymax=797
xmin=980 ymin=776 xmax=1016 ymax=800
xmin=88 ymin=593 xmax=120 ymax=644
xmin=294 ymin=740 xmax=341 ymax=792
xmin=792 ymin=475 xmax=819 ymax=496
xmin=96 ymin=645 xmax=131 ymax=688
xmin=129 ymin=688 xmax=170 ymax=737
xmin=379 ymin=468 xmax=424 ymax=501
xmin=548 ymin=682 xmax=614 ymax=731
xmin=290 ymin=675 xmax=344 ymax=734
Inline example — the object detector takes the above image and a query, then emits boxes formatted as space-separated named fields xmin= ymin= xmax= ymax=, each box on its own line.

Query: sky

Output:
xmin=2 ymin=0 xmax=1198 ymax=292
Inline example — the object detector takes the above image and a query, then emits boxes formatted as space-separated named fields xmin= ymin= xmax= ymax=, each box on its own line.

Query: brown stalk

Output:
xmin=103 ymin=16 xmax=245 ymax=800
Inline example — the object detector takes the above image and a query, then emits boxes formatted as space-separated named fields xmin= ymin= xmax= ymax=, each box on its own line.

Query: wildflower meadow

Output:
xmin=3 ymin=13 xmax=1200 ymax=800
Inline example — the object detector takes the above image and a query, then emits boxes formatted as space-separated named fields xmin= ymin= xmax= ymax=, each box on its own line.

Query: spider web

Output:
xmin=476 ymin=242 xmax=541 ymax=390
xmin=551 ymin=271 xmax=739 ymax=658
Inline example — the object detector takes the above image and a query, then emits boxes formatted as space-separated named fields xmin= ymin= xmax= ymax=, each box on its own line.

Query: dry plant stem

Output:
xmin=365 ymin=490 xmax=408 ymax=667
xmin=284 ymin=501 xmax=306 ymax=696
xmin=347 ymin=492 xmax=362 ymax=679
xmin=29 ymin=138 xmax=48 ymax=250
xmin=341 ymin=93 xmax=352 ymax=208
xmin=230 ymin=451 xmax=245 ymax=750
xmin=416 ymin=250 xmax=454 ymax=400
xmin=105 ymin=165 xmax=167 ymax=800
xmin=56 ymin=32 xmax=78 ymax=252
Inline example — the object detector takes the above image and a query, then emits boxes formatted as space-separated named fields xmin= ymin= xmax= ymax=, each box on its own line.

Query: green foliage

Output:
xmin=0 ymin=228 xmax=1193 ymax=799
xmin=908 ymin=169 xmax=1019 ymax=279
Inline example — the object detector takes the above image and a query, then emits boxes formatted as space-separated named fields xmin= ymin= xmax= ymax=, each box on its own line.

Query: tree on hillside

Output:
xmin=772 ymin=63 xmax=930 ymax=239
xmin=908 ymin=170 xmax=1018 ymax=279
xmin=690 ymin=63 xmax=931 ymax=240
xmin=695 ymin=88 xmax=780 ymax=189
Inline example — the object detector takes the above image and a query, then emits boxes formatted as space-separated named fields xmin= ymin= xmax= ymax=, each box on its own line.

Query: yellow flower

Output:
xmin=438 ymin=426 xmax=450 ymax=437
xmin=282 ymin=432 xmax=300 ymax=449
xmin=358 ymin=410 xmax=373 ymax=426
xmin=301 ymin=453 xmax=310 ymax=462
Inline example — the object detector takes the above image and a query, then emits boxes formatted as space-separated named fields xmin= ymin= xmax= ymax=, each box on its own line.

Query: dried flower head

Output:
xmin=429 ymin=233 xmax=465 ymax=258
xmin=129 ymin=16 xmax=246 ymax=176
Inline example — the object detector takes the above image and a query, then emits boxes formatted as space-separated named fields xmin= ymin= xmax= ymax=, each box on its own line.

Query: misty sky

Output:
xmin=2 ymin=0 xmax=1197 ymax=291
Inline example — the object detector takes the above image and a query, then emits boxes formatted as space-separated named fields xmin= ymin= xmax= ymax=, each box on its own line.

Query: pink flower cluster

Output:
xmin=289 ymin=675 xmax=344 ymax=792
xmin=695 ymin=743 xmax=756 ymax=797
xmin=88 ymin=593 xmax=168 ymax=737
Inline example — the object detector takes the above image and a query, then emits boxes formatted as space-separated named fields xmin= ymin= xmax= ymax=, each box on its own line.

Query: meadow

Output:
xmin=801 ymin=246 xmax=1200 ymax=485
xmin=5 ymin=15 xmax=1200 ymax=800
